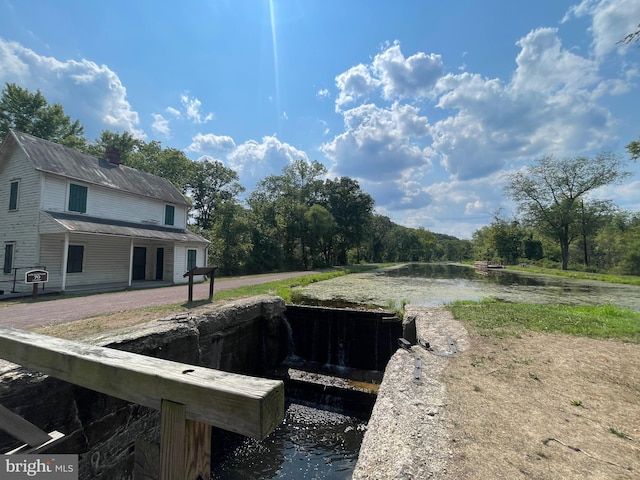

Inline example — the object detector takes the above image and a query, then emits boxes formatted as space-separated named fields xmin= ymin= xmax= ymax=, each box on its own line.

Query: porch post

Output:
xmin=128 ymin=238 xmax=134 ymax=287
xmin=61 ymin=233 xmax=69 ymax=292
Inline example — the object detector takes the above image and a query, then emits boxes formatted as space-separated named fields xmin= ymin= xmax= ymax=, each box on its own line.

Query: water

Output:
xmin=296 ymin=263 xmax=640 ymax=311
xmin=211 ymin=403 xmax=366 ymax=480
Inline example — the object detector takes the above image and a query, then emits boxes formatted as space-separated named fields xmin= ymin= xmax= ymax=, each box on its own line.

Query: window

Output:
xmin=3 ymin=243 xmax=14 ymax=274
xmin=68 ymin=183 xmax=87 ymax=213
xmin=9 ymin=181 xmax=19 ymax=211
xmin=187 ymin=249 xmax=197 ymax=271
xmin=67 ymin=245 xmax=84 ymax=273
xmin=165 ymin=205 xmax=175 ymax=226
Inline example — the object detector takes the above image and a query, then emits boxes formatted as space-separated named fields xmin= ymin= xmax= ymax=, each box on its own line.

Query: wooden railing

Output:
xmin=0 ymin=327 xmax=284 ymax=480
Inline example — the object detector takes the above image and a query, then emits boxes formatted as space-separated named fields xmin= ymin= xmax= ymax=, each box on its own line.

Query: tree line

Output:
xmin=0 ymin=83 xmax=472 ymax=274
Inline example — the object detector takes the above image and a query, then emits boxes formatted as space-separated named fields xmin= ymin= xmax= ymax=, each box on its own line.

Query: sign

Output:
xmin=25 ymin=269 xmax=49 ymax=284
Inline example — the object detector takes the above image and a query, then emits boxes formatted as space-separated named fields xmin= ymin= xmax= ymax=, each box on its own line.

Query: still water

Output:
xmin=297 ymin=263 xmax=640 ymax=312
xmin=211 ymin=403 xmax=366 ymax=480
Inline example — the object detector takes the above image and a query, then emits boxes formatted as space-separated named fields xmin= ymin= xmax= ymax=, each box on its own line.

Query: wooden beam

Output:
xmin=0 ymin=327 xmax=284 ymax=440
xmin=185 ymin=420 xmax=211 ymax=480
xmin=0 ymin=403 xmax=52 ymax=447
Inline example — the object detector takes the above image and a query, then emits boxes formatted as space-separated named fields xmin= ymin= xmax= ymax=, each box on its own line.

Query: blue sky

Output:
xmin=1 ymin=0 xmax=639 ymax=238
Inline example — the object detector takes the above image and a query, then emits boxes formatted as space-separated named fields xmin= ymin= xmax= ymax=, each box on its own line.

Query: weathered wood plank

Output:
xmin=184 ymin=420 xmax=211 ymax=480
xmin=160 ymin=400 xmax=186 ymax=480
xmin=0 ymin=326 xmax=284 ymax=440
xmin=6 ymin=431 xmax=66 ymax=455
xmin=0 ymin=403 xmax=51 ymax=447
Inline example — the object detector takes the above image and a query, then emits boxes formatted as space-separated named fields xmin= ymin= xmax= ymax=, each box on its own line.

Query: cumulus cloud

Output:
xmin=180 ymin=94 xmax=214 ymax=124
xmin=187 ymin=132 xmax=237 ymax=155
xmin=563 ymin=0 xmax=640 ymax=57
xmin=0 ymin=37 xmax=144 ymax=138
xmin=335 ymin=63 xmax=380 ymax=111
xmin=317 ymin=88 xmax=330 ymax=98
xmin=431 ymin=28 xmax=617 ymax=180
xmin=372 ymin=42 xmax=443 ymax=99
xmin=151 ymin=113 xmax=170 ymax=136
xmin=227 ymin=135 xmax=310 ymax=188
xmin=322 ymin=102 xmax=432 ymax=182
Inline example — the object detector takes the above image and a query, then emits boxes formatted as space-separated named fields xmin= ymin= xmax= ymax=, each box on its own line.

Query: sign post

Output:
xmin=25 ymin=269 xmax=48 ymax=299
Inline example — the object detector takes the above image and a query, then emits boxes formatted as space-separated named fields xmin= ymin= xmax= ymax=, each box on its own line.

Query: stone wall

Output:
xmin=0 ymin=296 xmax=286 ymax=479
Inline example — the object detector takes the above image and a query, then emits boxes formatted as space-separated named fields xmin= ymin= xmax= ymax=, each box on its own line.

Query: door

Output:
xmin=132 ymin=247 xmax=147 ymax=281
xmin=155 ymin=247 xmax=164 ymax=280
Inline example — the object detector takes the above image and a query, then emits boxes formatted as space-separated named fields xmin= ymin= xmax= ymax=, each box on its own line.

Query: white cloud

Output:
xmin=564 ymin=0 xmax=640 ymax=57
xmin=227 ymin=135 xmax=309 ymax=188
xmin=334 ymin=63 xmax=380 ymax=111
xmin=431 ymin=28 xmax=617 ymax=180
xmin=0 ymin=37 xmax=143 ymax=138
xmin=180 ymin=94 xmax=214 ymax=124
xmin=322 ymin=102 xmax=432 ymax=182
xmin=187 ymin=132 xmax=236 ymax=154
xmin=151 ymin=113 xmax=170 ymax=136
xmin=372 ymin=42 xmax=443 ymax=99
xmin=317 ymin=88 xmax=330 ymax=98
xmin=165 ymin=106 xmax=181 ymax=118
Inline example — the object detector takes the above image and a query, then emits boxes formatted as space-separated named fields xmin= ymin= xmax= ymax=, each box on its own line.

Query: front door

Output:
xmin=155 ymin=247 xmax=164 ymax=280
xmin=132 ymin=247 xmax=147 ymax=281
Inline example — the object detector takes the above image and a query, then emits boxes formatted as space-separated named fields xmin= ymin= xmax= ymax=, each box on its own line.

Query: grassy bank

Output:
xmin=213 ymin=264 xmax=393 ymax=303
xmin=447 ymin=298 xmax=640 ymax=343
xmin=506 ymin=265 xmax=640 ymax=286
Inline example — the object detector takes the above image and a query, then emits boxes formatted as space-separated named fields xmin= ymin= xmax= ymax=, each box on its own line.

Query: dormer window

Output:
xmin=68 ymin=183 xmax=87 ymax=213
xmin=164 ymin=204 xmax=175 ymax=226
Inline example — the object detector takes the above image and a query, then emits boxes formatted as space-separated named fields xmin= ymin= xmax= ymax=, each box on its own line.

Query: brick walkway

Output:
xmin=0 ymin=271 xmax=319 ymax=329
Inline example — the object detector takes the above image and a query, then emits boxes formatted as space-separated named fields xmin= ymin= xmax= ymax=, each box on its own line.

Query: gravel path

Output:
xmin=0 ymin=271 xmax=320 ymax=329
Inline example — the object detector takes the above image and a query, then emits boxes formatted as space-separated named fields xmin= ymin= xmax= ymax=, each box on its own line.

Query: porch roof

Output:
xmin=43 ymin=211 xmax=209 ymax=244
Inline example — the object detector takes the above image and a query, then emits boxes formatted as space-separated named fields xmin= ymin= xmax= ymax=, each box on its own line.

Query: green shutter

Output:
xmin=187 ymin=249 xmax=197 ymax=271
xmin=69 ymin=184 xmax=87 ymax=213
xmin=9 ymin=182 xmax=18 ymax=210
xmin=165 ymin=205 xmax=175 ymax=225
xmin=3 ymin=244 xmax=13 ymax=274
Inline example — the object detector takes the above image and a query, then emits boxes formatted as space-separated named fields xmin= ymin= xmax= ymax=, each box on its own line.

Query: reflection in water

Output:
xmin=296 ymin=263 xmax=640 ymax=311
xmin=211 ymin=403 xmax=366 ymax=480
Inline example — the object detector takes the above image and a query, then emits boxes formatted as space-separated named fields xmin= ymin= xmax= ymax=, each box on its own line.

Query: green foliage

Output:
xmin=448 ymin=300 xmax=640 ymax=343
xmin=506 ymin=154 xmax=630 ymax=270
xmin=0 ymin=83 xmax=85 ymax=146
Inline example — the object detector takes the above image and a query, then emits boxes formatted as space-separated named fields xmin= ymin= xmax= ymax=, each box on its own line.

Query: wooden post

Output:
xmin=185 ymin=420 xmax=211 ymax=479
xmin=160 ymin=400 xmax=186 ymax=480
xmin=187 ymin=272 xmax=194 ymax=303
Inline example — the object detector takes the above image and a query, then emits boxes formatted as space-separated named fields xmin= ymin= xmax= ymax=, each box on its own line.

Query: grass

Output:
xmin=447 ymin=298 xmax=640 ymax=343
xmin=507 ymin=265 xmax=640 ymax=286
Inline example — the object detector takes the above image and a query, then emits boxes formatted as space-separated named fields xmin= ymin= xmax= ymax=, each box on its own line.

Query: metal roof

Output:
xmin=44 ymin=211 xmax=209 ymax=244
xmin=8 ymin=130 xmax=190 ymax=206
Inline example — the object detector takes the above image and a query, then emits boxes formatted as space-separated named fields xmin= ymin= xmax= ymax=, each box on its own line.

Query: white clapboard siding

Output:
xmin=40 ymin=175 xmax=67 ymax=212
xmin=65 ymin=236 xmax=131 ymax=287
xmin=38 ymin=234 xmax=64 ymax=290
xmin=0 ymin=149 xmax=42 ymax=284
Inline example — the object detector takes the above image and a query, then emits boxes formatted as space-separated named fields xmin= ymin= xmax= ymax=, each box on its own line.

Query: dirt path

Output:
xmin=0 ymin=271 xmax=320 ymax=329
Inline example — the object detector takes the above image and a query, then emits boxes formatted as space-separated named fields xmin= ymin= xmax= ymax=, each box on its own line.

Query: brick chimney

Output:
xmin=105 ymin=146 xmax=121 ymax=166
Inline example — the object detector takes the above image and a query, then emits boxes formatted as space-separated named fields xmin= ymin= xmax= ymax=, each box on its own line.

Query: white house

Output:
xmin=0 ymin=130 xmax=209 ymax=295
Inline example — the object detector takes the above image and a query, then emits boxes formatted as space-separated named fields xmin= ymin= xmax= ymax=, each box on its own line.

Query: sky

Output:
xmin=1 ymin=0 xmax=639 ymax=239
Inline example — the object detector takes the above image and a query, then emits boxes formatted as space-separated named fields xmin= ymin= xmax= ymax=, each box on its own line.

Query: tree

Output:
xmin=506 ymin=154 xmax=630 ymax=270
xmin=321 ymin=177 xmax=374 ymax=264
xmin=85 ymin=130 xmax=141 ymax=165
xmin=620 ymin=22 xmax=640 ymax=44
xmin=190 ymin=159 xmax=244 ymax=230
xmin=0 ymin=83 xmax=85 ymax=147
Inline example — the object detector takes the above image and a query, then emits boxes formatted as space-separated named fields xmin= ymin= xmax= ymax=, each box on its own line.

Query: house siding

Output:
xmin=41 ymin=173 xmax=188 ymax=227
xmin=172 ymin=244 xmax=207 ymax=283
xmin=0 ymin=148 xmax=42 ymax=292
